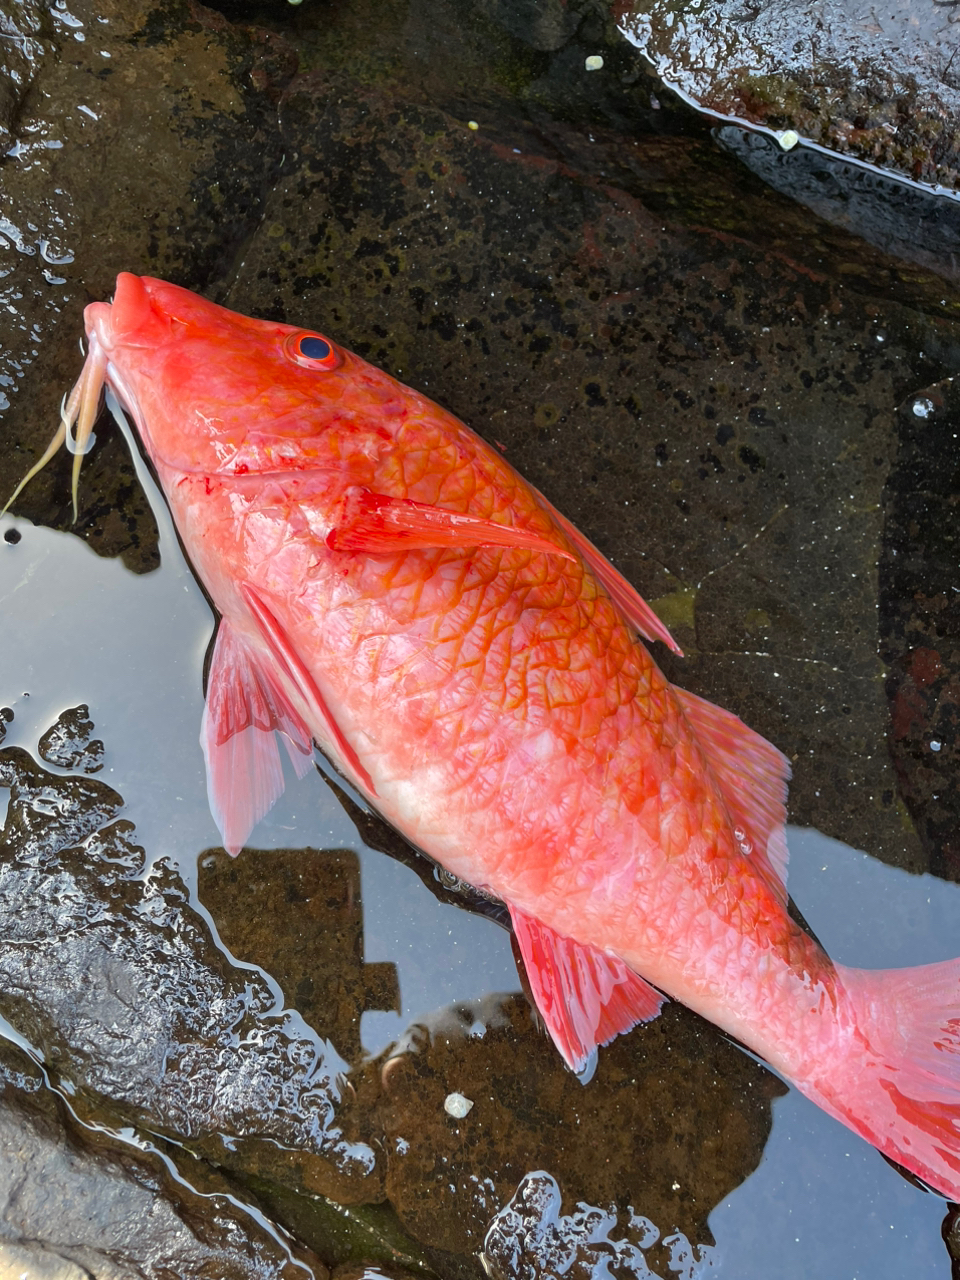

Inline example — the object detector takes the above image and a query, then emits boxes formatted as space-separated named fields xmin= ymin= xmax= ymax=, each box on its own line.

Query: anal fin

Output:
xmin=509 ymin=905 xmax=666 ymax=1075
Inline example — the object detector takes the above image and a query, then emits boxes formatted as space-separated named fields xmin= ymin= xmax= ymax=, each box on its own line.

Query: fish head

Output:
xmin=87 ymin=273 xmax=406 ymax=482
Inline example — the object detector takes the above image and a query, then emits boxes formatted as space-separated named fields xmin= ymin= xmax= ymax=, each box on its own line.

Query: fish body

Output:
xmin=25 ymin=273 xmax=960 ymax=1199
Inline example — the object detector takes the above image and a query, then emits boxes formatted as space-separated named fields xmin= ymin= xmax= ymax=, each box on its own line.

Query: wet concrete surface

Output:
xmin=0 ymin=0 xmax=959 ymax=1276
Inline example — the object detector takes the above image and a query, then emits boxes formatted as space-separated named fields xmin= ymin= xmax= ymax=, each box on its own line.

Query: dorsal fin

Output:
xmin=529 ymin=485 xmax=682 ymax=655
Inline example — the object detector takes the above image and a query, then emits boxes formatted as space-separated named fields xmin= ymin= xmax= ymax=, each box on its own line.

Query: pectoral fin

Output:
xmin=509 ymin=905 xmax=666 ymax=1076
xmin=326 ymin=487 xmax=576 ymax=560
xmin=202 ymin=619 xmax=314 ymax=855
xmin=241 ymin=584 xmax=376 ymax=799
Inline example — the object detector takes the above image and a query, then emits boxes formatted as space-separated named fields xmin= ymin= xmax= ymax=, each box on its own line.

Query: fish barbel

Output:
xmin=11 ymin=272 xmax=960 ymax=1199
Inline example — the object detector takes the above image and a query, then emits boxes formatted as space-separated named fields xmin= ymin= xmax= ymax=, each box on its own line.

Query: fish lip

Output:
xmin=84 ymin=273 xmax=175 ymax=354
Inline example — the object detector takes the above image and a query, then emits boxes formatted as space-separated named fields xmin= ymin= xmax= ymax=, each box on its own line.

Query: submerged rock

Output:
xmin=482 ymin=1170 xmax=715 ymax=1280
xmin=197 ymin=846 xmax=400 ymax=1065
xmin=880 ymin=375 xmax=960 ymax=882
xmin=371 ymin=994 xmax=781 ymax=1257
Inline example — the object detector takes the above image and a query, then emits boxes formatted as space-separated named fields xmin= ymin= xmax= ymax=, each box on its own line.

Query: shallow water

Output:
xmin=1 ymin=0 xmax=960 ymax=1276
xmin=0 ymin=500 xmax=957 ymax=1276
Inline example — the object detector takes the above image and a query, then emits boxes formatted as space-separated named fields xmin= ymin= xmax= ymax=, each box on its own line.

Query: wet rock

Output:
xmin=197 ymin=846 xmax=400 ymax=1065
xmin=0 ymin=0 xmax=295 ymax=569
xmin=0 ymin=1035 xmax=327 ymax=1280
xmin=0 ymin=1 xmax=51 ymax=145
xmin=481 ymin=1170 xmax=715 ymax=1279
xmin=371 ymin=995 xmax=782 ymax=1257
xmin=880 ymin=375 xmax=960 ymax=881
xmin=37 ymin=702 xmax=104 ymax=772
xmin=471 ymin=0 xmax=582 ymax=53
xmin=617 ymin=0 xmax=960 ymax=193
xmin=0 ymin=743 xmax=383 ymax=1207
xmin=225 ymin=68 xmax=949 ymax=868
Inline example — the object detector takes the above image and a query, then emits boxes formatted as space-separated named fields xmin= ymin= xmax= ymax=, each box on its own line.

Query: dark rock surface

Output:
xmin=198 ymin=846 xmax=400 ymax=1065
xmin=0 ymin=0 xmax=295 ymax=570
xmin=880 ymin=375 xmax=960 ymax=882
xmin=371 ymin=994 xmax=780 ymax=1257
xmin=481 ymin=1170 xmax=713 ymax=1280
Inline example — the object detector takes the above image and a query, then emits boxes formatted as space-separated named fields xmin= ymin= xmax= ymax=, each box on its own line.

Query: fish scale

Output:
xmin=9 ymin=270 xmax=960 ymax=1202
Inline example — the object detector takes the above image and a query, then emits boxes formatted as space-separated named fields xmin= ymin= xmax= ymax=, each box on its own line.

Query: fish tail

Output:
xmin=808 ymin=960 xmax=960 ymax=1200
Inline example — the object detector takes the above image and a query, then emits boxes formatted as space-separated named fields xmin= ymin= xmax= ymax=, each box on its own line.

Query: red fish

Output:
xmin=12 ymin=271 xmax=960 ymax=1199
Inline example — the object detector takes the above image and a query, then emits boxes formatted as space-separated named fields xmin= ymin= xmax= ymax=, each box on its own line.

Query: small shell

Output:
xmin=444 ymin=1091 xmax=474 ymax=1119
xmin=584 ymin=55 xmax=604 ymax=72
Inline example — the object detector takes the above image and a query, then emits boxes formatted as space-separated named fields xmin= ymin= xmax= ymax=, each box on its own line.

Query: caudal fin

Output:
xmin=808 ymin=960 xmax=960 ymax=1200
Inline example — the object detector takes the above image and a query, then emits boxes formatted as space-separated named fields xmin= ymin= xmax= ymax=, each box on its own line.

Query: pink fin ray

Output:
xmin=529 ymin=485 xmax=683 ymax=655
xmin=241 ymin=584 xmax=376 ymax=798
xmin=201 ymin=620 xmax=313 ymax=855
xmin=820 ymin=961 xmax=960 ymax=1201
xmin=675 ymin=687 xmax=791 ymax=903
xmin=326 ymin=487 xmax=576 ymax=560
xmin=509 ymin=905 xmax=666 ymax=1074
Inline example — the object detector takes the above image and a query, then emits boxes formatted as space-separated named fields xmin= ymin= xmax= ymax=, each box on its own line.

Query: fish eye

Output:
xmin=284 ymin=329 xmax=342 ymax=371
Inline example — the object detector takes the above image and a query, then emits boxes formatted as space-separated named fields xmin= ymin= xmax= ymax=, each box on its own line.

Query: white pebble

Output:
xmin=777 ymin=130 xmax=799 ymax=151
xmin=585 ymin=55 xmax=604 ymax=72
xmin=444 ymin=1092 xmax=474 ymax=1118
xmin=913 ymin=397 xmax=935 ymax=419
